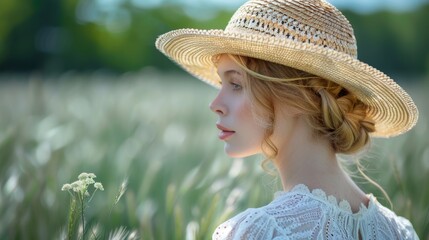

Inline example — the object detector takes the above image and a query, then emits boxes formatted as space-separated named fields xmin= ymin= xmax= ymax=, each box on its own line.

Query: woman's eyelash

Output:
xmin=218 ymin=79 xmax=242 ymax=90
xmin=230 ymin=82 xmax=242 ymax=90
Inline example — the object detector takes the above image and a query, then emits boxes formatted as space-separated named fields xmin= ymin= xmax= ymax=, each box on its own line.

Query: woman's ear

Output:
xmin=274 ymin=100 xmax=301 ymax=119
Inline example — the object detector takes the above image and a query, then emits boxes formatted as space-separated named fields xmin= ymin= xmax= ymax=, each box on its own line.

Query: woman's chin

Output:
xmin=224 ymin=146 xmax=258 ymax=158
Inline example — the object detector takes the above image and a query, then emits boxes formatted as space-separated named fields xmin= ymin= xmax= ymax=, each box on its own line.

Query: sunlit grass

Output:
xmin=0 ymin=72 xmax=427 ymax=239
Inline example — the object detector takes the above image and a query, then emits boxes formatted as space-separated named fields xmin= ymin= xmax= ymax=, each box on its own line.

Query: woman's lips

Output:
xmin=218 ymin=131 xmax=235 ymax=140
xmin=216 ymin=124 xmax=235 ymax=140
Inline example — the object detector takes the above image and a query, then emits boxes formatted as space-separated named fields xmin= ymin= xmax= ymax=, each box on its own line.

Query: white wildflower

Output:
xmin=78 ymin=172 xmax=89 ymax=180
xmin=71 ymin=180 xmax=81 ymax=188
xmin=61 ymin=184 xmax=72 ymax=191
xmin=71 ymin=180 xmax=84 ymax=192
xmin=94 ymin=182 xmax=104 ymax=191
xmin=85 ymin=178 xmax=95 ymax=185
xmin=62 ymin=171 xmax=105 ymax=238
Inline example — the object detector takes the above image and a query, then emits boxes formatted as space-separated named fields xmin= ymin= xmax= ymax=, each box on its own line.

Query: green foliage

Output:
xmin=343 ymin=7 xmax=429 ymax=76
xmin=0 ymin=2 xmax=428 ymax=76
xmin=0 ymin=73 xmax=427 ymax=239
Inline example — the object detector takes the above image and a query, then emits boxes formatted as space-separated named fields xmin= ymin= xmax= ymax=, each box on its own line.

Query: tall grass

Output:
xmin=0 ymin=72 xmax=427 ymax=239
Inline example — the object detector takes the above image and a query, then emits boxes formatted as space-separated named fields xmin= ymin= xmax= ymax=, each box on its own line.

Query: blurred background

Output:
xmin=0 ymin=0 xmax=428 ymax=239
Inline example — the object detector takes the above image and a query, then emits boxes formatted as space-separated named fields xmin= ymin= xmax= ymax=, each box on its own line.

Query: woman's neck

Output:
xmin=274 ymin=128 xmax=344 ymax=191
xmin=271 ymin=115 xmax=369 ymax=211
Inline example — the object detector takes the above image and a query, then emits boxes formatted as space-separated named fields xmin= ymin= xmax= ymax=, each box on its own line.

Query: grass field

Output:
xmin=0 ymin=71 xmax=428 ymax=239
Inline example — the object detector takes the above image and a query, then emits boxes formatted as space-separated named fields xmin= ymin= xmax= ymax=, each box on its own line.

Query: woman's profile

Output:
xmin=156 ymin=0 xmax=419 ymax=239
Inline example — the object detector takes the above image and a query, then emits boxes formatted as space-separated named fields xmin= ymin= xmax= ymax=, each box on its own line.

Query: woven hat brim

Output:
xmin=156 ymin=28 xmax=418 ymax=138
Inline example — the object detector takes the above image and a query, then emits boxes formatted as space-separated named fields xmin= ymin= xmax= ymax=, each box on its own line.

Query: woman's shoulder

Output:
xmin=212 ymin=207 xmax=281 ymax=240
xmin=274 ymin=184 xmax=419 ymax=239
xmin=371 ymin=201 xmax=420 ymax=239
xmin=212 ymin=185 xmax=340 ymax=240
xmin=212 ymin=184 xmax=419 ymax=240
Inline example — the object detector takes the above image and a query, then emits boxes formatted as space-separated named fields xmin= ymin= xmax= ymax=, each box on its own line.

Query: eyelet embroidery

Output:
xmin=275 ymin=184 xmax=374 ymax=215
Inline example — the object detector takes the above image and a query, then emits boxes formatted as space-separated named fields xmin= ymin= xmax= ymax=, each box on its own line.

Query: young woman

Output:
xmin=156 ymin=0 xmax=419 ymax=239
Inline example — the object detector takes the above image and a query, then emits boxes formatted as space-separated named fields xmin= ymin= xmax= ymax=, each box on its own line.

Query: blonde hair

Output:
xmin=223 ymin=54 xmax=392 ymax=207
xmin=226 ymin=54 xmax=375 ymax=159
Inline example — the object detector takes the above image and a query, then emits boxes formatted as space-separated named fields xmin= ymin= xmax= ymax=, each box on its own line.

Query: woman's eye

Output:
xmin=231 ymin=82 xmax=242 ymax=91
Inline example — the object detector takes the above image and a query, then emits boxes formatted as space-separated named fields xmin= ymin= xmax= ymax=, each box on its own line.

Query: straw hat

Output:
xmin=155 ymin=0 xmax=418 ymax=137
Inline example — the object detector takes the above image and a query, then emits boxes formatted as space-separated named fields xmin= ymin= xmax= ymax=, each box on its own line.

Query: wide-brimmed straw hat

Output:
xmin=155 ymin=0 xmax=418 ymax=137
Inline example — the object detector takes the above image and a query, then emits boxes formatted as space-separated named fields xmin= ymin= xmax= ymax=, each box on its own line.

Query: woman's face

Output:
xmin=210 ymin=55 xmax=266 ymax=158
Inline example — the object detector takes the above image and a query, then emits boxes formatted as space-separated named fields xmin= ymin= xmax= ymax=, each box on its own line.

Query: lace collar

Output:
xmin=274 ymin=184 xmax=377 ymax=215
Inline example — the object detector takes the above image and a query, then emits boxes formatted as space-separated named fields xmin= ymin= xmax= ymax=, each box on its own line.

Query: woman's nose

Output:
xmin=209 ymin=91 xmax=227 ymax=116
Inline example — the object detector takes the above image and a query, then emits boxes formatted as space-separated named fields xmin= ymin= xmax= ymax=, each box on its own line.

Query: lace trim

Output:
xmin=274 ymin=184 xmax=375 ymax=215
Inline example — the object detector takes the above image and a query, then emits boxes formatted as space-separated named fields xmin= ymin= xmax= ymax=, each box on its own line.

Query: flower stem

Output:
xmin=80 ymin=194 xmax=85 ymax=240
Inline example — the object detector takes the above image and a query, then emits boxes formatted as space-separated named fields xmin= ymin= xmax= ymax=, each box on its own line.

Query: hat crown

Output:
xmin=225 ymin=0 xmax=357 ymax=58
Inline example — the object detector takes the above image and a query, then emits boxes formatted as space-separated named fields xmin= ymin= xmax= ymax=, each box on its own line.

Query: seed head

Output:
xmin=61 ymin=184 xmax=72 ymax=191
xmin=94 ymin=182 xmax=104 ymax=191
xmin=78 ymin=172 xmax=89 ymax=180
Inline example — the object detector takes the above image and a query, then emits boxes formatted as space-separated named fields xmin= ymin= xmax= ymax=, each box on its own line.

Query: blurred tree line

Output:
xmin=1 ymin=0 xmax=428 ymax=78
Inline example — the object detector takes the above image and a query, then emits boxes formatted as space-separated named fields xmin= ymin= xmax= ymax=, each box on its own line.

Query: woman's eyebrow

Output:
xmin=218 ymin=69 xmax=242 ymax=78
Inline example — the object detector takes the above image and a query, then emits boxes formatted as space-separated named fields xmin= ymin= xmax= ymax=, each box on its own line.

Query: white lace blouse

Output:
xmin=213 ymin=184 xmax=419 ymax=240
